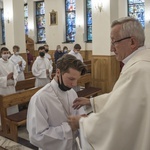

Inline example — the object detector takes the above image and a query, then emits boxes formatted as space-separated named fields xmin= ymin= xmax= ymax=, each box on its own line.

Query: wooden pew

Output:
xmin=77 ymin=73 xmax=102 ymax=98
xmin=0 ymin=87 xmax=41 ymax=142
xmin=16 ymin=77 xmax=35 ymax=91
xmin=24 ymin=71 xmax=34 ymax=79
xmin=84 ymin=60 xmax=91 ymax=73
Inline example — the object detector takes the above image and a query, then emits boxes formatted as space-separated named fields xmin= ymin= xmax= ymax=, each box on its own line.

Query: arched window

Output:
xmin=0 ymin=9 xmax=5 ymax=44
xmin=128 ymin=0 xmax=145 ymax=27
xmin=65 ymin=0 xmax=76 ymax=42
xmin=36 ymin=1 xmax=46 ymax=43
xmin=86 ymin=0 xmax=92 ymax=42
xmin=24 ymin=3 xmax=28 ymax=35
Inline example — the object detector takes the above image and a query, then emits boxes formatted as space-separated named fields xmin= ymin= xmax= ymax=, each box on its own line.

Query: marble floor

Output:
xmin=0 ymin=126 xmax=38 ymax=150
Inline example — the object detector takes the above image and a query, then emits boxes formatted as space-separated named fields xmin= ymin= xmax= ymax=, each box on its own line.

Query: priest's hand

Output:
xmin=72 ymin=97 xmax=91 ymax=109
xmin=68 ymin=115 xmax=81 ymax=131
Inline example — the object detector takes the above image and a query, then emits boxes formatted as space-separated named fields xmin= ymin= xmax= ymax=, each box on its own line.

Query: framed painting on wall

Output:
xmin=49 ymin=10 xmax=58 ymax=25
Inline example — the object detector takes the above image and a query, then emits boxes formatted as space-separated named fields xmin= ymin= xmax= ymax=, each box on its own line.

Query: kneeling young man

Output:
xmin=27 ymin=54 xmax=86 ymax=150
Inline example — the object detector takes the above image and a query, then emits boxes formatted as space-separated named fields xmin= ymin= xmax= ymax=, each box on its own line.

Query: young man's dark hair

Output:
xmin=38 ymin=46 xmax=45 ymax=51
xmin=1 ymin=47 xmax=9 ymax=52
xmin=57 ymin=54 xmax=86 ymax=75
xmin=74 ymin=44 xmax=81 ymax=50
xmin=13 ymin=45 xmax=20 ymax=50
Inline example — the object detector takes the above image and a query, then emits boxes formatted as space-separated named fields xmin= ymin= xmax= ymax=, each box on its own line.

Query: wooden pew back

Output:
xmin=0 ymin=87 xmax=41 ymax=142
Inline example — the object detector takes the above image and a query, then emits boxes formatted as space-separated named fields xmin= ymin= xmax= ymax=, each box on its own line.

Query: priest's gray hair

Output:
xmin=111 ymin=17 xmax=145 ymax=47
xmin=56 ymin=54 xmax=86 ymax=75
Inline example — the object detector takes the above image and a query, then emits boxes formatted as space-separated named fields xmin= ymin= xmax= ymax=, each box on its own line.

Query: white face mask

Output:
xmin=2 ymin=54 xmax=9 ymax=60
xmin=15 ymin=52 xmax=19 ymax=55
xmin=64 ymin=49 xmax=68 ymax=53
xmin=74 ymin=51 xmax=78 ymax=54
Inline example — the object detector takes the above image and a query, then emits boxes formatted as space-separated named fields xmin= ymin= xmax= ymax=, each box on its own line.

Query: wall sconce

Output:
xmin=97 ymin=2 xmax=103 ymax=12
xmin=94 ymin=0 xmax=103 ymax=13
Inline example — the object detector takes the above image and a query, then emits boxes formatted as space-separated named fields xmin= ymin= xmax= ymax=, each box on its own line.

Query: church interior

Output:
xmin=0 ymin=0 xmax=148 ymax=149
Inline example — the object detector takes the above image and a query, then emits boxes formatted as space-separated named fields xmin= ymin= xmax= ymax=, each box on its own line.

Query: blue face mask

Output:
xmin=58 ymin=75 xmax=71 ymax=91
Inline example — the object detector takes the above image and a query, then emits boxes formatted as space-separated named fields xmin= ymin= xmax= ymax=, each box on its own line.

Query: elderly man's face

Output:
xmin=110 ymin=24 xmax=133 ymax=61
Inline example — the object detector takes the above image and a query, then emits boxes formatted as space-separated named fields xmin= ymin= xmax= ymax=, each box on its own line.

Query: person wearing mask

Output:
xmin=63 ymin=46 xmax=69 ymax=54
xmin=54 ymin=45 xmax=64 ymax=63
xmin=9 ymin=45 xmax=26 ymax=81
xmin=69 ymin=44 xmax=83 ymax=62
xmin=68 ymin=17 xmax=150 ymax=150
xmin=32 ymin=46 xmax=53 ymax=87
xmin=0 ymin=47 xmax=19 ymax=125
xmin=27 ymin=54 xmax=86 ymax=150
xmin=44 ymin=44 xmax=53 ymax=65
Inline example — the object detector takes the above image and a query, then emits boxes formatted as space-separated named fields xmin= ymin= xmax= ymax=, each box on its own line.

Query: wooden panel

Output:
xmin=92 ymin=55 xmax=120 ymax=93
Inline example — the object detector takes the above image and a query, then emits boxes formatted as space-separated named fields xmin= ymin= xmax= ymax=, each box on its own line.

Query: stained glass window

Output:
xmin=128 ymin=0 xmax=145 ymax=27
xmin=24 ymin=4 xmax=28 ymax=35
xmin=36 ymin=1 xmax=46 ymax=43
xmin=86 ymin=0 xmax=92 ymax=42
xmin=0 ymin=9 xmax=5 ymax=44
xmin=65 ymin=0 xmax=76 ymax=42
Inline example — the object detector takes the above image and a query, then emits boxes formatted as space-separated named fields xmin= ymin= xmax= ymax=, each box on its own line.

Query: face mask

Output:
xmin=15 ymin=52 xmax=19 ymax=55
xmin=64 ymin=49 xmax=68 ymax=53
xmin=58 ymin=75 xmax=71 ymax=91
xmin=74 ymin=51 xmax=78 ymax=54
xmin=45 ymin=49 xmax=49 ymax=53
xmin=39 ymin=52 xmax=45 ymax=57
xmin=2 ymin=54 xmax=9 ymax=60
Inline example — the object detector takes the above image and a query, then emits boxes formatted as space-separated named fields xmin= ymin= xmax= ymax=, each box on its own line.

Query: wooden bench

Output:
xmin=84 ymin=60 xmax=91 ymax=73
xmin=24 ymin=71 xmax=34 ymax=79
xmin=77 ymin=73 xmax=101 ymax=98
xmin=16 ymin=77 xmax=35 ymax=91
xmin=0 ymin=87 xmax=41 ymax=142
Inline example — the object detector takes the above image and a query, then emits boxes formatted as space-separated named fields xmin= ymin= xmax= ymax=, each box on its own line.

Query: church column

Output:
xmin=3 ymin=0 xmax=26 ymax=53
xmin=3 ymin=0 xmax=27 ymax=71
xmin=92 ymin=0 xmax=120 ymax=93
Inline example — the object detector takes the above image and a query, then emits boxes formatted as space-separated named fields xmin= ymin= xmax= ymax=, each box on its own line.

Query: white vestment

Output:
xmin=27 ymin=79 xmax=85 ymax=150
xmin=9 ymin=54 xmax=26 ymax=81
xmin=0 ymin=58 xmax=19 ymax=125
xmin=32 ymin=56 xmax=53 ymax=87
xmin=69 ymin=50 xmax=83 ymax=62
xmin=45 ymin=53 xmax=53 ymax=65
xmin=80 ymin=48 xmax=150 ymax=150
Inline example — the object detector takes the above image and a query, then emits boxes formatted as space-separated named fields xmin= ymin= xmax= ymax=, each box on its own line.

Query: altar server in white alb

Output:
xmin=69 ymin=44 xmax=83 ymax=62
xmin=44 ymin=44 xmax=53 ymax=65
xmin=32 ymin=46 xmax=53 ymax=87
xmin=9 ymin=45 xmax=26 ymax=81
xmin=0 ymin=47 xmax=19 ymax=125
xmin=68 ymin=17 xmax=150 ymax=150
xmin=27 ymin=54 xmax=86 ymax=150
